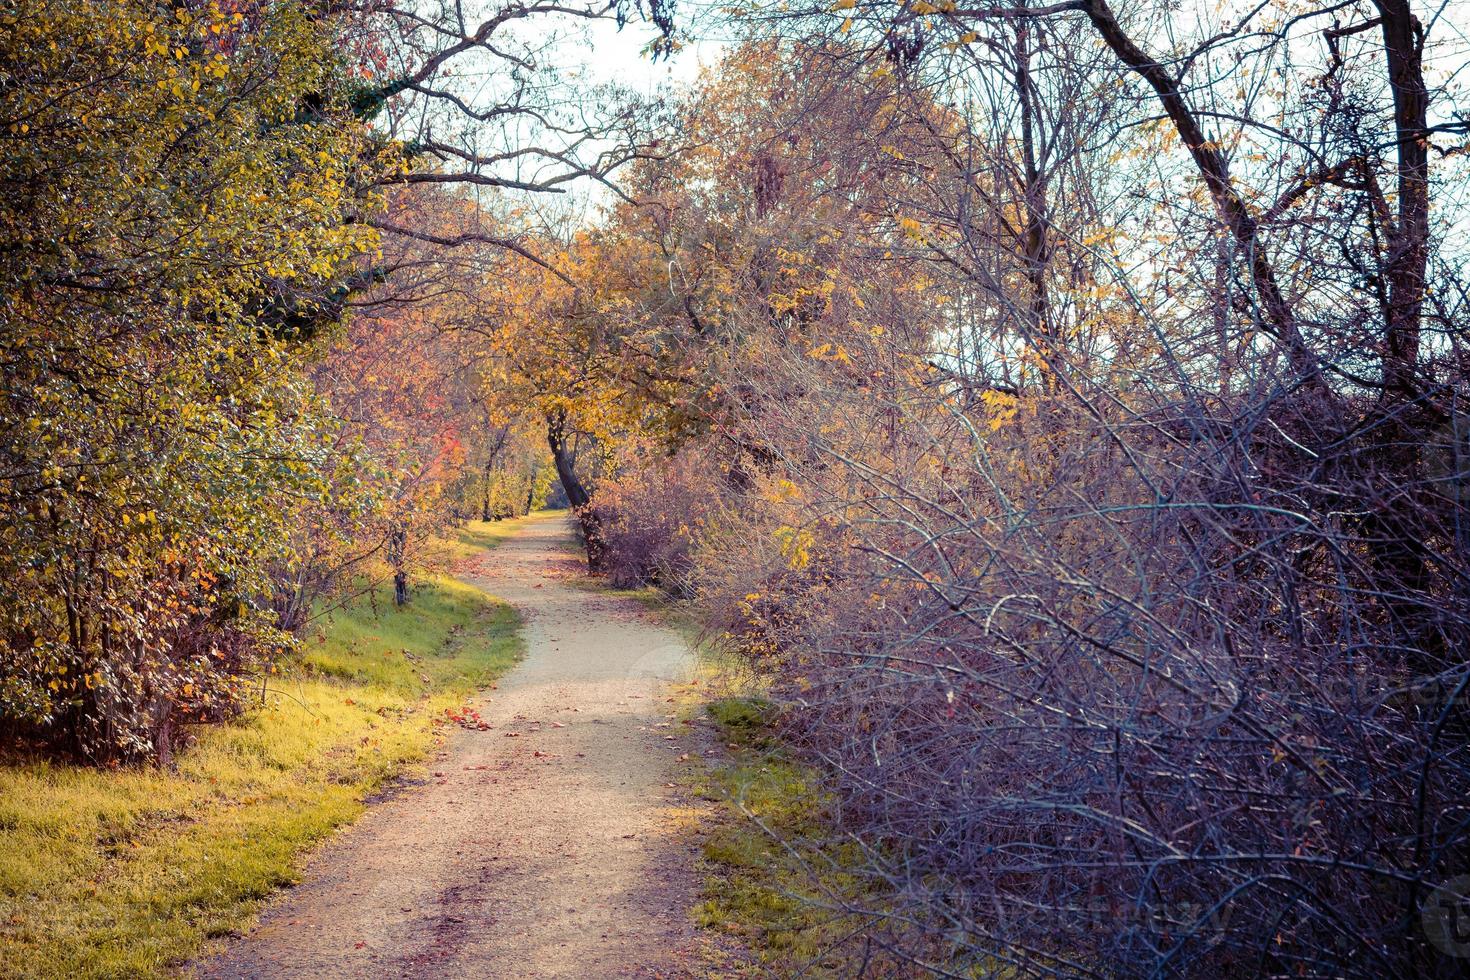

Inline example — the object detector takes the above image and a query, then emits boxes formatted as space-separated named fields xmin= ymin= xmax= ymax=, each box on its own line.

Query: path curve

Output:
xmin=197 ymin=513 xmax=704 ymax=979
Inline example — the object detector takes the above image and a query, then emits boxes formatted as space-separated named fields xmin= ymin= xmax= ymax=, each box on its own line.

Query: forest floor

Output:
xmin=195 ymin=512 xmax=720 ymax=979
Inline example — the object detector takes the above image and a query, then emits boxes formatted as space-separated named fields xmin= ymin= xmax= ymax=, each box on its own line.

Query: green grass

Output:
xmin=0 ymin=523 xmax=525 ymax=979
xmin=613 ymin=587 xmax=898 ymax=976
xmin=437 ymin=511 xmax=555 ymax=564
xmin=692 ymin=695 xmax=883 ymax=977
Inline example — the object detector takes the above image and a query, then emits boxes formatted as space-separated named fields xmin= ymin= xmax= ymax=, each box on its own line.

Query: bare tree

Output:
xmin=587 ymin=8 xmax=1470 ymax=975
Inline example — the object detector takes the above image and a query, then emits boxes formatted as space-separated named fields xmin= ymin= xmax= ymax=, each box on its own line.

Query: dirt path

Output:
xmin=197 ymin=513 xmax=709 ymax=979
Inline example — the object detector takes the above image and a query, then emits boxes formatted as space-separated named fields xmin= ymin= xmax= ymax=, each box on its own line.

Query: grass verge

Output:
xmin=611 ymin=587 xmax=884 ymax=976
xmin=692 ymin=694 xmax=893 ymax=977
xmin=0 ymin=520 xmax=525 ymax=979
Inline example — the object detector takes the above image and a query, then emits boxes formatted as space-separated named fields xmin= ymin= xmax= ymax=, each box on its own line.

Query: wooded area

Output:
xmin=4 ymin=0 xmax=1470 ymax=975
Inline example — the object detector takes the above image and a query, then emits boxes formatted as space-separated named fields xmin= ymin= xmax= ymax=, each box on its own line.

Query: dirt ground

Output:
xmin=195 ymin=513 xmax=715 ymax=979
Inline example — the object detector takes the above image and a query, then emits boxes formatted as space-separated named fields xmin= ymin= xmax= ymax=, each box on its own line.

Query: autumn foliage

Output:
xmin=5 ymin=0 xmax=1470 ymax=975
xmin=0 ymin=2 xmax=555 ymax=761
xmin=497 ymin=14 xmax=1470 ymax=978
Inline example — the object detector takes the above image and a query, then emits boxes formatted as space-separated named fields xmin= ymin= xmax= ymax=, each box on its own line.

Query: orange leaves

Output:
xmin=806 ymin=342 xmax=853 ymax=365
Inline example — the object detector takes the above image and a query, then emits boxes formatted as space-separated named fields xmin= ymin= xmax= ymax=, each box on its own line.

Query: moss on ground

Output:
xmin=0 ymin=520 xmax=526 ymax=979
xmin=692 ymin=693 xmax=891 ymax=977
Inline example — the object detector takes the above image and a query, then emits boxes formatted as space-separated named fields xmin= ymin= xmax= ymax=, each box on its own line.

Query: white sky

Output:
xmin=561 ymin=12 xmax=726 ymax=95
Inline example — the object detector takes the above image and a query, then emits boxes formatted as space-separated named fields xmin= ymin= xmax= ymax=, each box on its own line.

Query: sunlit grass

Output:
xmin=691 ymin=695 xmax=876 ymax=977
xmin=436 ymin=511 xmax=557 ymax=564
xmin=616 ymin=593 xmax=883 ymax=976
xmin=618 ymin=590 xmax=860 ymax=975
xmin=0 ymin=533 xmax=523 ymax=979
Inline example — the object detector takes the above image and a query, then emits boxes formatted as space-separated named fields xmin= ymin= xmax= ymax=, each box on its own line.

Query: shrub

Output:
xmin=588 ymin=443 xmax=722 ymax=591
xmin=0 ymin=1 xmax=375 ymax=762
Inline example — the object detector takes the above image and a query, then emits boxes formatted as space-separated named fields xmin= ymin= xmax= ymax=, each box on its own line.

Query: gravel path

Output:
xmin=195 ymin=513 xmax=707 ymax=979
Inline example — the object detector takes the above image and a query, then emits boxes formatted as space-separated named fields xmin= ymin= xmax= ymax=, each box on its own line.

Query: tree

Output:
xmin=550 ymin=9 xmax=1470 ymax=974
xmin=0 ymin=0 xmax=378 ymax=760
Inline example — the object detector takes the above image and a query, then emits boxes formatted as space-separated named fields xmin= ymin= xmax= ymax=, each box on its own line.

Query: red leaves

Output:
xmin=443 ymin=705 xmax=486 ymax=730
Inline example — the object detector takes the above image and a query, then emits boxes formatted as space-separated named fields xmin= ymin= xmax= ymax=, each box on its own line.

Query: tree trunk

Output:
xmin=388 ymin=523 xmax=408 ymax=606
xmin=481 ymin=457 xmax=494 ymax=522
xmin=480 ymin=426 xmax=509 ymax=522
xmin=1376 ymin=0 xmax=1429 ymax=401
xmin=546 ymin=410 xmax=589 ymax=508
xmin=546 ymin=409 xmax=604 ymax=571
xmin=1012 ymin=17 xmax=1057 ymax=390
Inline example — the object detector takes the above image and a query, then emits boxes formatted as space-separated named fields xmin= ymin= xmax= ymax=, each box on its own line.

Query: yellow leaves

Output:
xmin=897 ymin=216 xmax=926 ymax=243
xmin=765 ymin=478 xmax=801 ymax=503
xmin=774 ymin=525 xmax=814 ymax=570
xmin=831 ymin=0 xmax=856 ymax=8
xmin=980 ymin=388 xmax=1020 ymax=431
xmin=806 ymin=343 xmax=852 ymax=364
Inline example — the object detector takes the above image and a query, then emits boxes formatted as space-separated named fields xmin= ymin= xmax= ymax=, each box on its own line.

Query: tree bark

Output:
xmin=546 ymin=410 xmax=589 ymax=509
xmin=388 ymin=523 xmax=408 ymax=606
xmin=1375 ymin=0 xmax=1429 ymax=401
xmin=546 ymin=409 xmax=604 ymax=570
